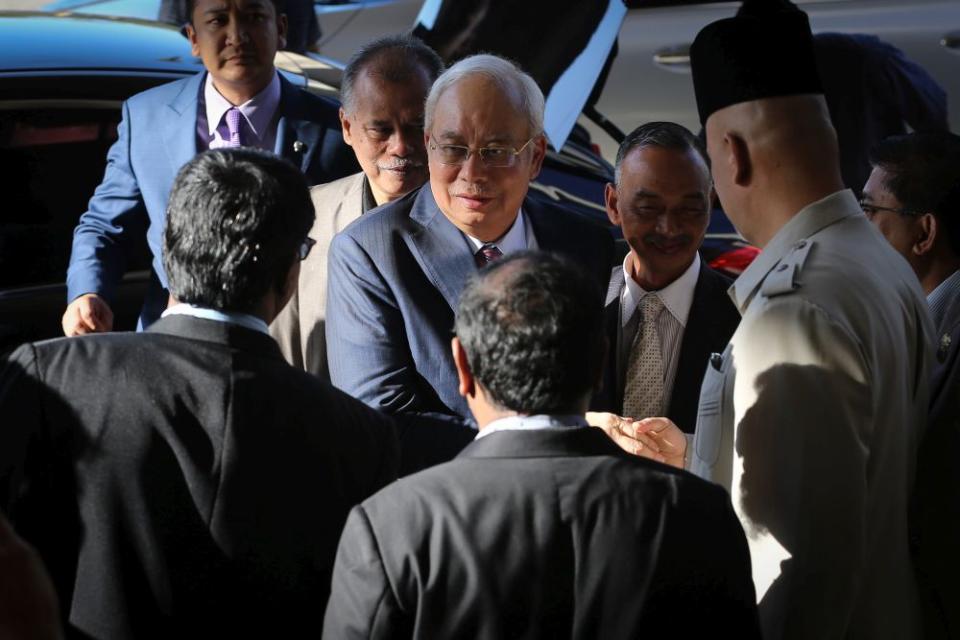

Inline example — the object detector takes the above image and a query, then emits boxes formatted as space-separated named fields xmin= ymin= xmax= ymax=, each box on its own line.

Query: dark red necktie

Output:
xmin=474 ymin=243 xmax=503 ymax=268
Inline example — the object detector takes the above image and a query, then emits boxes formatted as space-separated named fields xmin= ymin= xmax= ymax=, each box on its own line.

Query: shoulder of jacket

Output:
xmin=760 ymin=237 xmax=815 ymax=298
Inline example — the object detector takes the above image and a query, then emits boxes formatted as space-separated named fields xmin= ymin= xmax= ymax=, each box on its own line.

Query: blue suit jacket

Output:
xmin=66 ymin=71 xmax=357 ymax=328
xmin=326 ymin=186 xmax=614 ymax=472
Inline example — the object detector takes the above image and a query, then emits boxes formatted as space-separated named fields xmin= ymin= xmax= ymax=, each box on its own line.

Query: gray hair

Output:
xmin=614 ymin=121 xmax=709 ymax=186
xmin=340 ymin=34 xmax=444 ymax=114
xmin=424 ymin=54 xmax=545 ymax=137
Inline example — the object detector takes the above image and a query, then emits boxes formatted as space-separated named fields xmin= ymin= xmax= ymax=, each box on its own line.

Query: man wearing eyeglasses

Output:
xmin=325 ymin=53 xmax=614 ymax=473
xmin=270 ymin=34 xmax=444 ymax=381
xmin=862 ymin=131 xmax=960 ymax=640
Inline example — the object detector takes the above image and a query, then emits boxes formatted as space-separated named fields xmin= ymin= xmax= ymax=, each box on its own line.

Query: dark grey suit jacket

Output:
xmin=326 ymin=186 xmax=614 ymax=472
xmin=323 ymin=426 xmax=761 ymax=639
xmin=914 ymin=292 xmax=960 ymax=639
xmin=0 ymin=315 xmax=398 ymax=639
xmin=591 ymin=261 xmax=739 ymax=433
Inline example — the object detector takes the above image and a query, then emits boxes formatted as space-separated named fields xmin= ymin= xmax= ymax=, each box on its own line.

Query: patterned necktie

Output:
xmin=622 ymin=294 xmax=665 ymax=420
xmin=225 ymin=107 xmax=243 ymax=147
xmin=474 ymin=243 xmax=503 ymax=268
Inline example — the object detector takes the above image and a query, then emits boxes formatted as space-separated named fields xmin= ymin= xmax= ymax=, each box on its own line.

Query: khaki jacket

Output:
xmin=691 ymin=190 xmax=933 ymax=640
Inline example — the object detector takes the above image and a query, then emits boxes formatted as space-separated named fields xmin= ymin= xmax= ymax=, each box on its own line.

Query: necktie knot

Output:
xmin=475 ymin=243 xmax=503 ymax=268
xmin=640 ymin=294 xmax=664 ymax=323
xmin=225 ymin=107 xmax=243 ymax=147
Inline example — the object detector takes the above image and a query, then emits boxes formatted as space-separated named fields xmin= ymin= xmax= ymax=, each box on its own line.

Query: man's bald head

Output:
xmin=704 ymin=94 xmax=844 ymax=246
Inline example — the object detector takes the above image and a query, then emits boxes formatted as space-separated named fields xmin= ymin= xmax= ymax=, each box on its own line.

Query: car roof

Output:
xmin=0 ymin=11 xmax=203 ymax=75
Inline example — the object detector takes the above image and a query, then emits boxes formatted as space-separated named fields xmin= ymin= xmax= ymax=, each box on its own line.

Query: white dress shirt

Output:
xmin=475 ymin=414 xmax=589 ymax=440
xmin=162 ymin=303 xmax=269 ymax=335
xmin=198 ymin=72 xmax=281 ymax=152
xmin=620 ymin=252 xmax=701 ymax=409
xmin=463 ymin=210 xmax=538 ymax=254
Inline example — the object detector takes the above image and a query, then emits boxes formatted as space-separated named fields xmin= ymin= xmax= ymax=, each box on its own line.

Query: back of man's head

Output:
xmin=869 ymin=132 xmax=960 ymax=254
xmin=454 ymin=252 xmax=604 ymax=415
xmin=163 ymin=148 xmax=314 ymax=314
xmin=341 ymin=34 xmax=444 ymax=114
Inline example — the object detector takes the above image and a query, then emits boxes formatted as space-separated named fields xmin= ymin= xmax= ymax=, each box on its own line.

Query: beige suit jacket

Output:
xmin=270 ymin=172 xmax=366 ymax=379
xmin=691 ymin=190 xmax=933 ymax=640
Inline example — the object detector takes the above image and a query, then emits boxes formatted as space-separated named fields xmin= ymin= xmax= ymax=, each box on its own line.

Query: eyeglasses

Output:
xmin=428 ymin=136 xmax=537 ymax=168
xmin=859 ymin=200 xmax=922 ymax=219
xmin=298 ymin=237 xmax=316 ymax=261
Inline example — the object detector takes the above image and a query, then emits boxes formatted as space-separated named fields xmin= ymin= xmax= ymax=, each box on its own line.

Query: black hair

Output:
xmin=869 ymin=132 xmax=960 ymax=253
xmin=614 ymin=121 xmax=709 ymax=185
xmin=340 ymin=34 xmax=445 ymax=113
xmin=163 ymin=148 xmax=314 ymax=313
xmin=454 ymin=251 xmax=605 ymax=414
xmin=187 ymin=0 xmax=286 ymax=26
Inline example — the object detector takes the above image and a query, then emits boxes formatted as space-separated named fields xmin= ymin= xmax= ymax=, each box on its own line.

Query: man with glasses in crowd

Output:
xmin=270 ymin=34 xmax=443 ymax=380
xmin=325 ymin=53 xmax=613 ymax=473
xmin=861 ymin=131 xmax=960 ymax=639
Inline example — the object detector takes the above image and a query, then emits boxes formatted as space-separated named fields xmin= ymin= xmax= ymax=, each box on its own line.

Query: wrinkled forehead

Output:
xmin=431 ymin=75 xmax=531 ymax=142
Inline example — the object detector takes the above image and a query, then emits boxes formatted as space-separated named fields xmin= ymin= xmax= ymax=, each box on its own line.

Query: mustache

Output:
xmin=378 ymin=158 xmax=425 ymax=170
xmin=643 ymin=233 xmax=693 ymax=249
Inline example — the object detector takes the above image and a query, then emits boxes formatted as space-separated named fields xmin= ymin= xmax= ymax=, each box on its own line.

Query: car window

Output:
xmin=0 ymin=104 xmax=150 ymax=290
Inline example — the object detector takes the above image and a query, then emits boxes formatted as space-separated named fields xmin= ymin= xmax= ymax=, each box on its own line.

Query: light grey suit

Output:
xmin=270 ymin=172 xmax=367 ymax=380
xmin=690 ymin=190 xmax=932 ymax=639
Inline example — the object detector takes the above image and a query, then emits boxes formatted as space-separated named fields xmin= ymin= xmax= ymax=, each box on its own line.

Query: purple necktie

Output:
xmin=474 ymin=243 xmax=503 ymax=268
xmin=225 ymin=107 xmax=243 ymax=148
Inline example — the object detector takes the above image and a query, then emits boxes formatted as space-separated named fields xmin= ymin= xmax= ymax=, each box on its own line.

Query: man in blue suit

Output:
xmin=63 ymin=0 xmax=355 ymax=335
xmin=326 ymin=54 xmax=615 ymax=472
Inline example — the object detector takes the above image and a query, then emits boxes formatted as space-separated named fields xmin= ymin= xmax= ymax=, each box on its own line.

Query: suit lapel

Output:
xmin=600 ymin=267 xmax=624 ymax=411
xmin=275 ymin=76 xmax=321 ymax=173
xmin=406 ymin=187 xmax=477 ymax=312
xmin=161 ymin=72 xmax=203 ymax=177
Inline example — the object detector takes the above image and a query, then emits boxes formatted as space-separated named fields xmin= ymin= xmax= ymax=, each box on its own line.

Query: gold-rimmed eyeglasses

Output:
xmin=428 ymin=136 xmax=537 ymax=168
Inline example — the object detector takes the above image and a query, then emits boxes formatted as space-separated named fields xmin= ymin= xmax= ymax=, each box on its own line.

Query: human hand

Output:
xmin=586 ymin=411 xmax=669 ymax=463
xmin=0 ymin=513 xmax=62 ymax=640
xmin=62 ymin=294 xmax=114 ymax=336
xmin=633 ymin=416 xmax=687 ymax=469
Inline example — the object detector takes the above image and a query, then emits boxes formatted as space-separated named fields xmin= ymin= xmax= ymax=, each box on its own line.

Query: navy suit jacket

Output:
xmin=326 ymin=185 xmax=614 ymax=472
xmin=591 ymin=261 xmax=739 ymax=433
xmin=66 ymin=71 xmax=357 ymax=328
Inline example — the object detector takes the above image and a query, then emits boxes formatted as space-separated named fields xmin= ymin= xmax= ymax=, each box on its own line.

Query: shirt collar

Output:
xmin=621 ymin=252 xmax=701 ymax=328
xmin=928 ymin=268 xmax=960 ymax=328
xmin=162 ymin=303 xmax=270 ymax=335
xmin=731 ymin=189 xmax=860 ymax=312
xmin=475 ymin=414 xmax=589 ymax=440
xmin=204 ymin=71 xmax=281 ymax=141
xmin=464 ymin=209 xmax=528 ymax=254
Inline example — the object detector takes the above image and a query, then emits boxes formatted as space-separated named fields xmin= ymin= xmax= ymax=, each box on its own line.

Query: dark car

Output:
xmin=0 ymin=12 xmax=208 ymax=353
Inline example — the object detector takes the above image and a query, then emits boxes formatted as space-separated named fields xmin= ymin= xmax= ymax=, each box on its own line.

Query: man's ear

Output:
xmin=276 ymin=13 xmax=288 ymax=50
xmin=604 ymin=182 xmax=621 ymax=227
xmin=914 ymin=213 xmax=938 ymax=257
xmin=452 ymin=336 xmax=475 ymax=399
xmin=339 ymin=107 xmax=354 ymax=146
xmin=728 ymin=132 xmax=751 ymax=187
xmin=526 ymin=134 xmax=548 ymax=181
xmin=186 ymin=23 xmax=200 ymax=57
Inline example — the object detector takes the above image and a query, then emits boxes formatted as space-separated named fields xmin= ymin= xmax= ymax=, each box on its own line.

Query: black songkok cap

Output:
xmin=691 ymin=0 xmax=823 ymax=125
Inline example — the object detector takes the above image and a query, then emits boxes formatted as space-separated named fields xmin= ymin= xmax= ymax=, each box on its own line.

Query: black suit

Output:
xmin=592 ymin=261 xmax=739 ymax=433
xmin=324 ymin=426 xmax=761 ymax=639
xmin=0 ymin=315 xmax=398 ymax=639
xmin=914 ymin=292 xmax=960 ymax=639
